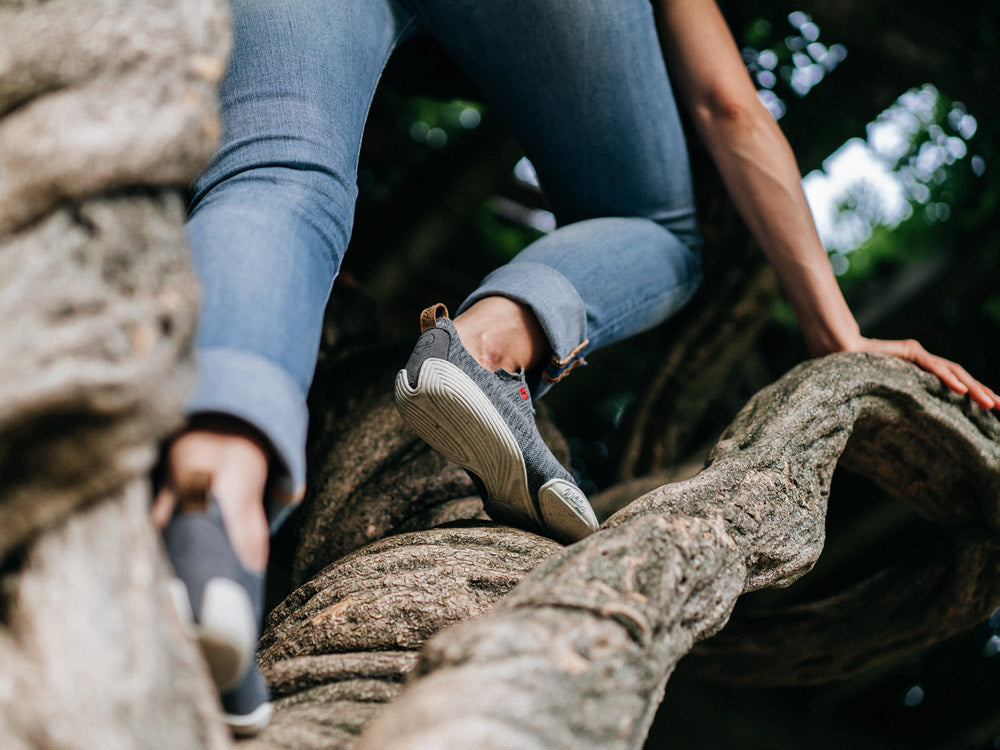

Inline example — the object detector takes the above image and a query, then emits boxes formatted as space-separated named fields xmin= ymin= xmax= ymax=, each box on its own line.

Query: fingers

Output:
xmin=914 ymin=351 xmax=1000 ymax=410
xmin=861 ymin=337 xmax=1000 ymax=410
xmin=907 ymin=344 xmax=967 ymax=394
xmin=957 ymin=368 xmax=1000 ymax=410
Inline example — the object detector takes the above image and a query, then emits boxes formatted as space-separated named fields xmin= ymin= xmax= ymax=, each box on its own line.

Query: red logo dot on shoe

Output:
xmin=519 ymin=386 xmax=529 ymax=400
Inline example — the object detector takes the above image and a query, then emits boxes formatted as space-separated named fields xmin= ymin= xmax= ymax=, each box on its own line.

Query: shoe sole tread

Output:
xmin=394 ymin=359 xmax=597 ymax=542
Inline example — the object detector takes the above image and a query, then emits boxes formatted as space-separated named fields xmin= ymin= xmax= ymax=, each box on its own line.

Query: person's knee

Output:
xmin=193 ymin=163 xmax=356 ymax=254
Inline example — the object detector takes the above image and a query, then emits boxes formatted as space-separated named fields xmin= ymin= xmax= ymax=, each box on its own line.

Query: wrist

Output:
xmin=781 ymin=269 xmax=862 ymax=357
xmin=797 ymin=309 xmax=862 ymax=357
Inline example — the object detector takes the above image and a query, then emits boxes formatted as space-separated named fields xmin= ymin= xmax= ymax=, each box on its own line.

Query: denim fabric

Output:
xmin=186 ymin=0 xmax=702 ymax=498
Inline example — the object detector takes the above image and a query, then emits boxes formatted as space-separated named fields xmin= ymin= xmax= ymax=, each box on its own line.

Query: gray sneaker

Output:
xmin=393 ymin=304 xmax=598 ymax=543
xmin=163 ymin=475 xmax=272 ymax=736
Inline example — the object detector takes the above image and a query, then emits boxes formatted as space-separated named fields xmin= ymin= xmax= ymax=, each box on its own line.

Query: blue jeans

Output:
xmin=187 ymin=0 xmax=703 ymax=501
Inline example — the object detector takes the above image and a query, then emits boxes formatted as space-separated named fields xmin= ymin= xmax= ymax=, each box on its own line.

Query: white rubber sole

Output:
xmin=225 ymin=701 xmax=273 ymax=738
xmin=394 ymin=358 xmax=598 ymax=542
xmin=168 ymin=577 xmax=256 ymax=692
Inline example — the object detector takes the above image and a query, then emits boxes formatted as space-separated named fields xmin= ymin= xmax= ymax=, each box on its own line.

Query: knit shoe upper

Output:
xmin=394 ymin=307 xmax=598 ymax=543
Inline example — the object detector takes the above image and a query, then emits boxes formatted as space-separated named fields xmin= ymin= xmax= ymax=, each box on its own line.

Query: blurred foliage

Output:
xmin=820 ymin=86 xmax=982 ymax=282
xmin=355 ymin=93 xmax=484 ymax=208
xmin=740 ymin=9 xmax=848 ymax=119
xmin=474 ymin=203 xmax=543 ymax=264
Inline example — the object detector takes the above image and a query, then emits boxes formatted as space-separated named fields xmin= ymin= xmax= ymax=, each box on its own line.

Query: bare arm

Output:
xmin=654 ymin=0 xmax=999 ymax=409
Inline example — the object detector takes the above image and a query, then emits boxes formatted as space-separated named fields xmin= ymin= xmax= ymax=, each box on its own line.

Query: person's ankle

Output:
xmin=452 ymin=325 xmax=506 ymax=372
xmin=453 ymin=297 xmax=548 ymax=373
xmin=155 ymin=417 xmax=271 ymax=571
xmin=213 ymin=488 xmax=269 ymax=573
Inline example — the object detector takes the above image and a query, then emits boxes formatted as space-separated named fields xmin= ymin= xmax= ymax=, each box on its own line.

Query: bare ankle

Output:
xmin=453 ymin=297 xmax=548 ymax=372
xmin=154 ymin=416 xmax=271 ymax=571
xmin=454 ymin=327 xmax=505 ymax=371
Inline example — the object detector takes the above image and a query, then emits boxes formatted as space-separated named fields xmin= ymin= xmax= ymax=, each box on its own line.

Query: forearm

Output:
xmin=655 ymin=0 xmax=861 ymax=355
xmin=693 ymin=101 xmax=860 ymax=355
xmin=688 ymin=95 xmax=995 ymax=405
xmin=653 ymin=0 xmax=998 ymax=409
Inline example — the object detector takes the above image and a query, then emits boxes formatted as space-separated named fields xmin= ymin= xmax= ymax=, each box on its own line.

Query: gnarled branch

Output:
xmin=249 ymin=354 xmax=999 ymax=750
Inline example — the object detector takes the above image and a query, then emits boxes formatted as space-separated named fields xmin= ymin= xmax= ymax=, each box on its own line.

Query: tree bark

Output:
xmin=0 ymin=482 xmax=228 ymax=750
xmin=248 ymin=353 xmax=999 ymax=749
xmin=0 ymin=0 xmax=232 ymax=746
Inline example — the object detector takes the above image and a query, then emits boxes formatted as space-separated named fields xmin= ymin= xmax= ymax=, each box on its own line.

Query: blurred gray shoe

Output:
xmin=163 ymin=474 xmax=272 ymax=736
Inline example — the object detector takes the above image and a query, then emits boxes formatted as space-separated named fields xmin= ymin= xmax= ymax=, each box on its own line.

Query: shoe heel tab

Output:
xmin=419 ymin=303 xmax=449 ymax=333
xmin=176 ymin=471 xmax=213 ymax=513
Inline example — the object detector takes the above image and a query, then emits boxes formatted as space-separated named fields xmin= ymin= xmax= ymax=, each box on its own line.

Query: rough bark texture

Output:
xmin=255 ymin=527 xmax=562 ymax=749
xmin=0 ymin=482 xmax=228 ymax=750
xmin=0 ymin=0 xmax=232 ymax=746
xmin=0 ymin=0 xmax=226 ymax=236
xmin=248 ymin=353 xmax=999 ymax=750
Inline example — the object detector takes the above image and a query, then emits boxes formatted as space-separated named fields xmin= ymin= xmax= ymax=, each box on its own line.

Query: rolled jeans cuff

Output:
xmin=458 ymin=261 xmax=589 ymax=397
xmin=187 ymin=347 xmax=308 ymax=506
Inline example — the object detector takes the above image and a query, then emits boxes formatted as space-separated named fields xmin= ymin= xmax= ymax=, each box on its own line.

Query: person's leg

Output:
xmin=396 ymin=302 xmax=599 ymax=542
xmin=395 ymin=0 xmax=700 ymax=541
xmin=413 ymin=0 xmax=702 ymax=386
xmin=156 ymin=0 xmax=418 ymax=732
xmin=153 ymin=417 xmax=270 ymax=569
xmin=156 ymin=0 xmax=418 ymax=533
xmin=157 ymin=0 xmax=419 ymax=539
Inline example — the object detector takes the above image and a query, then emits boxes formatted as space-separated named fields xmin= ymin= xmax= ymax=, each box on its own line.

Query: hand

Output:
xmin=851 ymin=337 xmax=1000 ymax=411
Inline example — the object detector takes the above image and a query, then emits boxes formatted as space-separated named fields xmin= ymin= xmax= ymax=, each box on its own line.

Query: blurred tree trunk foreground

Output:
xmin=0 ymin=1 xmax=997 ymax=748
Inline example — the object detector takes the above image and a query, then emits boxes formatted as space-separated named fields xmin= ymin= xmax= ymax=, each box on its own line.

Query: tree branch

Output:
xmin=252 ymin=354 xmax=999 ymax=749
